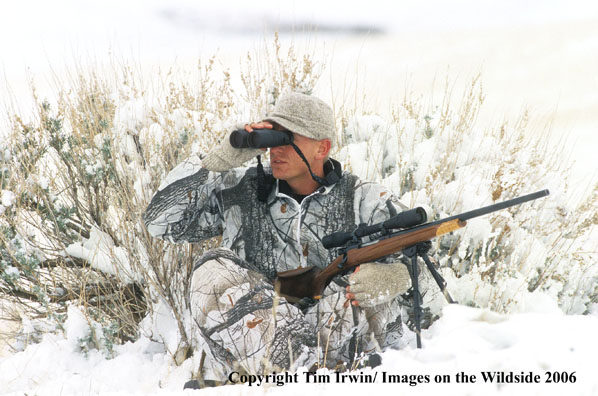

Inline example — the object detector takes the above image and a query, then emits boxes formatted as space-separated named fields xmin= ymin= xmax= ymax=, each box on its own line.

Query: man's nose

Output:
xmin=270 ymin=145 xmax=283 ymax=155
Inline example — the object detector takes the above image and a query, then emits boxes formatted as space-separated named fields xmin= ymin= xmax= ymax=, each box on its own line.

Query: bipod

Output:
xmin=402 ymin=242 xmax=457 ymax=349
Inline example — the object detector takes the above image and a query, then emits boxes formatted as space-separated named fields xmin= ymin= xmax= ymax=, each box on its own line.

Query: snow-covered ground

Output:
xmin=1 ymin=1 xmax=598 ymax=395
xmin=2 ymin=303 xmax=598 ymax=395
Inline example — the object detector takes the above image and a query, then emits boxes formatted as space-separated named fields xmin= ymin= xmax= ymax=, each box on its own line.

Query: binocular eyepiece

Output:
xmin=230 ymin=128 xmax=294 ymax=149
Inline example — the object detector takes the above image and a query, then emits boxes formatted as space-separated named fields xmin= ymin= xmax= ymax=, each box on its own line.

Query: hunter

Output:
xmin=143 ymin=92 xmax=417 ymax=388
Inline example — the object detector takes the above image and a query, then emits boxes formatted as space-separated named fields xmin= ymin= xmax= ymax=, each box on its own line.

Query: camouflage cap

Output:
xmin=263 ymin=92 xmax=336 ymax=145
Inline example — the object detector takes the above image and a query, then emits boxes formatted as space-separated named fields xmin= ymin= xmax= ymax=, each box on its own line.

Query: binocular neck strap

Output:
xmin=289 ymin=142 xmax=330 ymax=187
xmin=256 ymin=155 xmax=274 ymax=202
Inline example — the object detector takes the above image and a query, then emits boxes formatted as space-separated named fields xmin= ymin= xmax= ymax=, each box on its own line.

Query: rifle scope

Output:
xmin=322 ymin=207 xmax=427 ymax=249
xmin=230 ymin=129 xmax=294 ymax=149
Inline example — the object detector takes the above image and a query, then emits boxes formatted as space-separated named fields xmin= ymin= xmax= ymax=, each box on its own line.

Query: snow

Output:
xmin=1 ymin=190 xmax=16 ymax=208
xmin=2 ymin=1 xmax=598 ymax=395
xmin=1 ymin=304 xmax=597 ymax=395
xmin=65 ymin=227 xmax=142 ymax=284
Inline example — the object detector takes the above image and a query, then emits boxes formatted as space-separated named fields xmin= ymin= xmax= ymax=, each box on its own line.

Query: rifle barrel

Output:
xmin=383 ymin=189 xmax=550 ymax=240
xmin=442 ymin=189 xmax=550 ymax=223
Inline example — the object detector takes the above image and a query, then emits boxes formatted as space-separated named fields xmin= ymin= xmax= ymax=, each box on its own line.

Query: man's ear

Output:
xmin=316 ymin=139 xmax=331 ymax=160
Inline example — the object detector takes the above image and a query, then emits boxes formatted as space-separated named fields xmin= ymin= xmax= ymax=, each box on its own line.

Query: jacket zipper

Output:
xmin=278 ymin=186 xmax=328 ymax=269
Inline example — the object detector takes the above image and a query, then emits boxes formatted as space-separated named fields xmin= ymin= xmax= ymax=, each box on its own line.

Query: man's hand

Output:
xmin=345 ymin=262 xmax=411 ymax=308
xmin=244 ymin=121 xmax=273 ymax=132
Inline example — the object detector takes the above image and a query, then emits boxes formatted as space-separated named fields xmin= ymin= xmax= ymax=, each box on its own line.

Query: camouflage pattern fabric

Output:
xmin=189 ymin=251 xmax=405 ymax=376
xmin=143 ymin=156 xmax=411 ymax=375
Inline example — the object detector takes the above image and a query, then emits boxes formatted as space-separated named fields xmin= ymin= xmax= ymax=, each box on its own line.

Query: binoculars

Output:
xmin=229 ymin=128 xmax=294 ymax=149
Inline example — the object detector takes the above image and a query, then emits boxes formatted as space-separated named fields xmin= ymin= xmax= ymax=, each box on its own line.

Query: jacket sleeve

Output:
xmin=143 ymin=121 xmax=263 ymax=243
xmin=142 ymin=154 xmax=225 ymax=243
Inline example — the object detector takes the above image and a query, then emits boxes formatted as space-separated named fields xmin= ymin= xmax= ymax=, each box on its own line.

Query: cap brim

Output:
xmin=263 ymin=116 xmax=311 ymax=139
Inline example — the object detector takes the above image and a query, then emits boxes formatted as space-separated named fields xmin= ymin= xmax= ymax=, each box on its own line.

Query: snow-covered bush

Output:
xmin=335 ymin=76 xmax=598 ymax=315
xmin=0 ymin=37 xmax=323 ymax=359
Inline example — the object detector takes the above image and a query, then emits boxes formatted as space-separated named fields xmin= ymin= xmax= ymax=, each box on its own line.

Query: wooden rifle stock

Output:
xmin=274 ymin=189 xmax=549 ymax=303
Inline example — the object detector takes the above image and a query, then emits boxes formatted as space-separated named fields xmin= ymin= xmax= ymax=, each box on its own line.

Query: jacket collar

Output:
xmin=267 ymin=158 xmax=343 ymax=204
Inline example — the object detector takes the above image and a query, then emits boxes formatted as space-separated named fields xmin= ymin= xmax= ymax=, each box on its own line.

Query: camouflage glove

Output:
xmin=202 ymin=128 xmax=263 ymax=172
xmin=346 ymin=262 xmax=411 ymax=307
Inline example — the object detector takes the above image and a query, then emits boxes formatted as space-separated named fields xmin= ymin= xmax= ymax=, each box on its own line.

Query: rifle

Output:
xmin=275 ymin=189 xmax=550 ymax=345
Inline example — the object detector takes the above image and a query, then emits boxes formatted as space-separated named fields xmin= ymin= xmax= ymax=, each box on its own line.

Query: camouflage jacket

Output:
xmin=143 ymin=155 xmax=407 ymax=281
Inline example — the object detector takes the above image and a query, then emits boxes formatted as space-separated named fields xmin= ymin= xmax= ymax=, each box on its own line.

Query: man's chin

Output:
xmin=271 ymin=169 xmax=285 ymax=180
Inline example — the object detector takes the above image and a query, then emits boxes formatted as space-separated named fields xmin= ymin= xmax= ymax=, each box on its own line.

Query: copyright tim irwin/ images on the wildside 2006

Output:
xmin=227 ymin=370 xmax=578 ymax=387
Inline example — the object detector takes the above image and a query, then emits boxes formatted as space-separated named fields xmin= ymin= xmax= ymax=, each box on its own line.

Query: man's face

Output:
xmin=269 ymin=125 xmax=323 ymax=183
